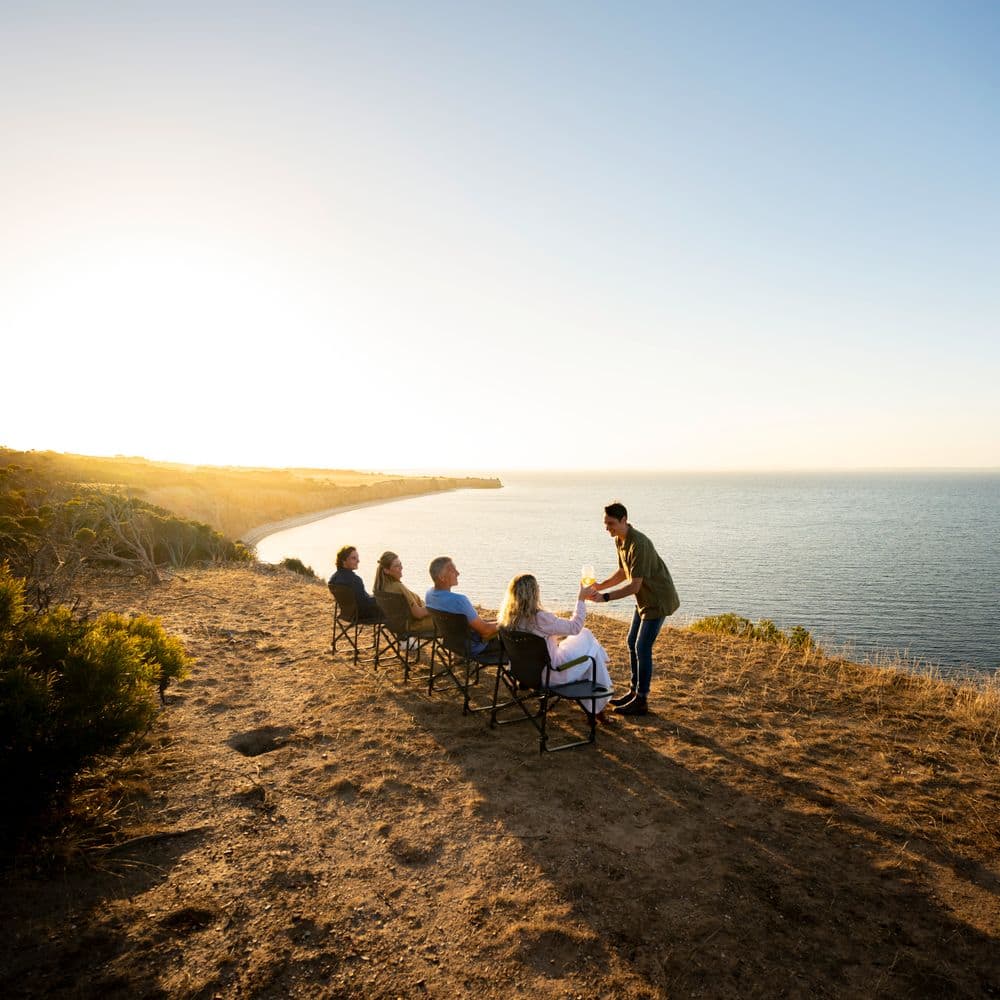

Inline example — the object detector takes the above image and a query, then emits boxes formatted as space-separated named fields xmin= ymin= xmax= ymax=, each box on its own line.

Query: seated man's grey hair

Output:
xmin=429 ymin=555 xmax=453 ymax=583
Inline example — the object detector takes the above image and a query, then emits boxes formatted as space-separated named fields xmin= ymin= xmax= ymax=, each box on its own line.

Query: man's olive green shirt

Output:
xmin=615 ymin=525 xmax=680 ymax=620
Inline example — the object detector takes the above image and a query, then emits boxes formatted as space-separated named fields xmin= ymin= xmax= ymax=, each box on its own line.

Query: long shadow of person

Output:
xmin=387 ymin=678 xmax=1000 ymax=998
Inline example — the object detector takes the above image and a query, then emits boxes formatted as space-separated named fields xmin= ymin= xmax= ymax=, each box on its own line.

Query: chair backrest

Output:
xmin=374 ymin=589 xmax=411 ymax=635
xmin=428 ymin=607 xmax=473 ymax=658
xmin=329 ymin=583 xmax=360 ymax=623
xmin=498 ymin=629 xmax=551 ymax=689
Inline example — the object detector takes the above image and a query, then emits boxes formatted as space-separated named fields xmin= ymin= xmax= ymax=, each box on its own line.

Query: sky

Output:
xmin=2 ymin=1 xmax=998 ymax=472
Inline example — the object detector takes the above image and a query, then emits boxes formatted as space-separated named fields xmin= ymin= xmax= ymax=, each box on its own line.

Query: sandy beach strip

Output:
xmin=240 ymin=491 xmax=458 ymax=547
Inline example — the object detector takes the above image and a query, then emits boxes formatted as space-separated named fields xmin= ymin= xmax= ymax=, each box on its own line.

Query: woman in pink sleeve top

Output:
xmin=497 ymin=573 xmax=613 ymax=717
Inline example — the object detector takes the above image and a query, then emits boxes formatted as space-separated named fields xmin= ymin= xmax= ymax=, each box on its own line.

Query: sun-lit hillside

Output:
xmin=0 ymin=448 xmax=500 ymax=542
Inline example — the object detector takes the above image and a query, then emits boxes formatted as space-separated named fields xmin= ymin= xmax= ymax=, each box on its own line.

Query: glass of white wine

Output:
xmin=581 ymin=564 xmax=596 ymax=587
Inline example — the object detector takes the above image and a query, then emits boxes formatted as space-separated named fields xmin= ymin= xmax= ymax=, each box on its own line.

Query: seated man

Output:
xmin=425 ymin=555 xmax=500 ymax=655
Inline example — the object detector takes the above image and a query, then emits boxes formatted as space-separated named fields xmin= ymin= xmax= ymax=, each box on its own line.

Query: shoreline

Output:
xmin=240 ymin=490 xmax=458 ymax=547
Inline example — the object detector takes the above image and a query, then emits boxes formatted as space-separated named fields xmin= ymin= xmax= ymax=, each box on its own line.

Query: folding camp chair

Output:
xmin=374 ymin=589 xmax=434 ymax=682
xmin=427 ymin=607 xmax=506 ymax=715
xmin=492 ymin=628 xmax=613 ymax=752
xmin=329 ymin=582 xmax=383 ymax=666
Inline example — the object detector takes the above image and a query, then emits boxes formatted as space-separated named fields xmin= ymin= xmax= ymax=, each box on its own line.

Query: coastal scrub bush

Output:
xmin=0 ymin=564 xmax=191 ymax=840
xmin=280 ymin=556 xmax=317 ymax=579
xmin=1 ymin=461 xmax=252 ymax=591
xmin=690 ymin=613 xmax=755 ymax=639
xmin=690 ymin=613 xmax=816 ymax=651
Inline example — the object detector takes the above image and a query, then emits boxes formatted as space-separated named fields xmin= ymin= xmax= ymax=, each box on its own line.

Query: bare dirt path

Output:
xmin=2 ymin=564 xmax=998 ymax=998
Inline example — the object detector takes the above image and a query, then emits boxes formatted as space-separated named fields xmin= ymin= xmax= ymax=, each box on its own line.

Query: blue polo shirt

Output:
xmin=425 ymin=588 xmax=487 ymax=654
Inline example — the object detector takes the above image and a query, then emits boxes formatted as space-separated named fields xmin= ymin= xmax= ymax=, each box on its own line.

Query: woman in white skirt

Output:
xmin=497 ymin=573 xmax=613 ymax=720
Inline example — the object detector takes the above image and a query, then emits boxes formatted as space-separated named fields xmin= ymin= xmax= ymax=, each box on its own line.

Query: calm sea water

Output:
xmin=256 ymin=471 xmax=1000 ymax=676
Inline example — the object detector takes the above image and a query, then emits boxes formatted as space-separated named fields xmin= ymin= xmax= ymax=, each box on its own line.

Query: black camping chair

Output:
xmin=427 ymin=607 xmax=506 ymax=715
xmin=492 ymin=628 xmax=613 ymax=752
xmin=374 ymin=589 xmax=434 ymax=682
xmin=329 ymin=582 xmax=383 ymax=666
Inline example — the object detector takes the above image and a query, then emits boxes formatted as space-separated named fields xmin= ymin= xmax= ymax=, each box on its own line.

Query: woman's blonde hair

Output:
xmin=374 ymin=550 xmax=399 ymax=593
xmin=498 ymin=573 xmax=542 ymax=629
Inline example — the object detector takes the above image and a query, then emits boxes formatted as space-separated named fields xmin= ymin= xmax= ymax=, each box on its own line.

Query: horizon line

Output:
xmin=3 ymin=446 xmax=999 ymax=477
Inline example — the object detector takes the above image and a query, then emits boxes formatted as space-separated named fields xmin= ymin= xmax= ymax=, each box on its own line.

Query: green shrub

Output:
xmin=0 ymin=564 xmax=191 ymax=840
xmin=280 ymin=556 xmax=317 ymax=579
xmin=1 ymin=462 xmax=253 ymax=588
xmin=753 ymin=618 xmax=782 ymax=643
xmin=787 ymin=625 xmax=816 ymax=650
xmin=689 ymin=613 xmax=756 ymax=639
xmin=690 ymin=613 xmax=817 ymax=651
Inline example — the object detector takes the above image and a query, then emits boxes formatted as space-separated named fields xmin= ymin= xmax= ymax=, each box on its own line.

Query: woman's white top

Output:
xmin=522 ymin=600 xmax=587 ymax=667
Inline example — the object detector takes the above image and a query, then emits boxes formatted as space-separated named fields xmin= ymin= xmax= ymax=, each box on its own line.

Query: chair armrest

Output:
xmin=552 ymin=654 xmax=594 ymax=672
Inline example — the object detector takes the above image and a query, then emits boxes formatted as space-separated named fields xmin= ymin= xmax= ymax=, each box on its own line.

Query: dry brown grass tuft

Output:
xmin=669 ymin=625 xmax=1000 ymax=751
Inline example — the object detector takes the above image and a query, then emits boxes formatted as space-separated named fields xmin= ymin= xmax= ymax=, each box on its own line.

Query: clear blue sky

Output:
xmin=2 ymin=2 xmax=997 ymax=470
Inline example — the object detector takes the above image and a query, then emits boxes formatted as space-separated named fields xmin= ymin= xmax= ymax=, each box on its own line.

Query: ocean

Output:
xmin=255 ymin=471 xmax=999 ymax=676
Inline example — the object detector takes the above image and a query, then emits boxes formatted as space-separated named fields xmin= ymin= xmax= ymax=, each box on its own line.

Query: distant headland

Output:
xmin=0 ymin=447 xmax=501 ymax=544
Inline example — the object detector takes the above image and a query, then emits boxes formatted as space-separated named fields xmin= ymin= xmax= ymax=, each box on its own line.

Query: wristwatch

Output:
xmin=603 ymin=592 xmax=611 ymax=602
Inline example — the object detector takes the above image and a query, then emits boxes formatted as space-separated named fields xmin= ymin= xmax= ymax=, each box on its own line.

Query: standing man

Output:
xmin=587 ymin=502 xmax=680 ymax=716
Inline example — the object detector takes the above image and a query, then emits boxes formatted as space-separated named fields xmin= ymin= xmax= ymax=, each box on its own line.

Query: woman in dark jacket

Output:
xmin=328 ymin=545 xmax=381 ymax=622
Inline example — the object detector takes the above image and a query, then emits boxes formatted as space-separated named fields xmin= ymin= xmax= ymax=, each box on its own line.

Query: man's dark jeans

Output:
xmin=627 ymin=610 xmax=665 ymax=697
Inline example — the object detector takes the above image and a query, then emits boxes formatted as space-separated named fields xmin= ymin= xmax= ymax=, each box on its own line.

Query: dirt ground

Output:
xmin=2 ymin=563 xmax=998 ymax=999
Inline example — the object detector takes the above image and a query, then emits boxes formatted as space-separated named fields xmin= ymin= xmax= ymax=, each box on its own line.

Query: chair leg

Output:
xmin=429 ymin=645 xmax=451 ymax=695
xmin=462 ymin=657 xmax=473 ymax=714
xmin=489 ymin=665 xmax=503 ymax=727
xmin=332 ymin=619 xmax=349 ymax=657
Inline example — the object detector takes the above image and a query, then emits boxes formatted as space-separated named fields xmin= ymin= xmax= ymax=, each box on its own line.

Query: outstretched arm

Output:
xmin=469 ymin=615 xmax=498 ymax=640
xmin=586 ymin=567 xmax=627 ymax=599
xmin=600 ymin=577 xmax=642 ymax=602
xmin=595 ymin=567 xmax=626 ymax=590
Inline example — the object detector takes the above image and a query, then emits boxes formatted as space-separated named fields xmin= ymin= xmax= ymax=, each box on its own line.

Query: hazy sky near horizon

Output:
xmin=2 ymin=2 xmax=998 ymax=472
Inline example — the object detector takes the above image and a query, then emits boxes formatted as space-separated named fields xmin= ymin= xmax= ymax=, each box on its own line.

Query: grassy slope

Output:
xmin=0 ymin=448 xmax=500 ymax=541
xmin=1 ymin=564 xmax=997 ymax=998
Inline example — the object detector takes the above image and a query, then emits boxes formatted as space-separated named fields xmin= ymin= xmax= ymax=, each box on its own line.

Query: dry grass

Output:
xmin=2 ymin=564 xmax=998 ymax=998
xmin=678 ymin=631 xmax=1000 ymax=751
xmin=1 ymin=448 xmax=499 ymax=540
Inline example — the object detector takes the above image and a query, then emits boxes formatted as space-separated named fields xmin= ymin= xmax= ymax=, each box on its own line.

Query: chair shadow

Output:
xmin=387 ymin=677 xmax=1000 ymax=998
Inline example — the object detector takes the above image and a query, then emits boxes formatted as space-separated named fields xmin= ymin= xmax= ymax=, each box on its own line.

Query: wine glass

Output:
xmin=580 ymin=564 xmax=596 ymax=587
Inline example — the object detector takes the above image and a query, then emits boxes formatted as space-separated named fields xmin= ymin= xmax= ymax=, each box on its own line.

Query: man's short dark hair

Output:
xmin=335 ymin=545 xmax=357 ymax=570
xmin=429 ymin=555 xmax=453 ymax=583
xmin=604 ymin=502 xmax=628 ymax=521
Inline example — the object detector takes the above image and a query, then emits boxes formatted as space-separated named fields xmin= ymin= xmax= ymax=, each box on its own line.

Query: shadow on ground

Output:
xmin=0 ymin=829 xmax=211 ymax=999
xmin=388 ymin=658 xmax=1000 ymax=998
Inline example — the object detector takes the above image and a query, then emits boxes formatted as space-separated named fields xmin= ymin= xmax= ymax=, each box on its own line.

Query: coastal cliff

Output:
xmin=0 ymin=448 xmax=501 ymax=543
xmin=1 ymin=562 xmax=997 ymax=998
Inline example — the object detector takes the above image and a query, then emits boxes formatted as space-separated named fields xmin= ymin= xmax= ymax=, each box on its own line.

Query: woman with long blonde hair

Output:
xmin=498 ymin=573 xmax=613 ymax=717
